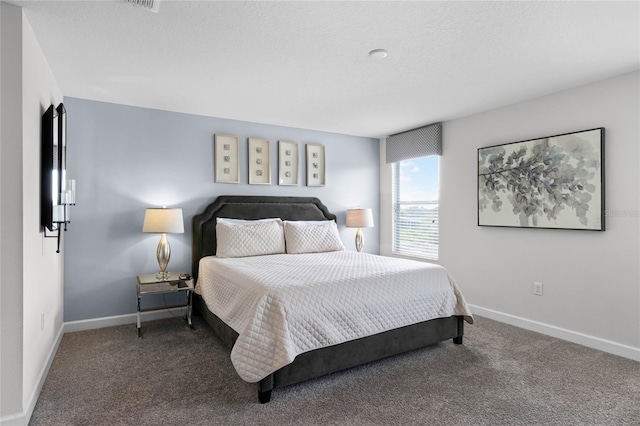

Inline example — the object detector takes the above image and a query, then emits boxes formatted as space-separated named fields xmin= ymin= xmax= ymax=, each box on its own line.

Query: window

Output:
xmin=392 ymin=155 xmax=439 ymax=260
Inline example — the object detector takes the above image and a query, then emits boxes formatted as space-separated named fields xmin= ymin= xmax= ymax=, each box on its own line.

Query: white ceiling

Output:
xmin=14 ymin=0 xmax=640 ymax=138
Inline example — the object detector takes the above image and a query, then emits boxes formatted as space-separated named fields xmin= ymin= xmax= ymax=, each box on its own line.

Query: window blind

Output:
xmin=386 ymin=123 xmax=442 ymax=164
xmin=392 ymin=161 xmax=439 ymax=260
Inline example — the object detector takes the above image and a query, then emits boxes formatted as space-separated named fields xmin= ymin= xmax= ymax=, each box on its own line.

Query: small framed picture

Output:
xmin=248 ymin=137 xmax=270 ymax=185
xmin=278 ymin=141 xmax=299 ymax=185
xmin=306 ymin=144 xmax=325 ymax=186
xmin=214 ymin=134 xmax=239 ymax=183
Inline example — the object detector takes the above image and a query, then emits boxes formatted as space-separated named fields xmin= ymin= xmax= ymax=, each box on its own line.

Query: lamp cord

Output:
xmin=161 ymin=293 xmax=187 ymax=319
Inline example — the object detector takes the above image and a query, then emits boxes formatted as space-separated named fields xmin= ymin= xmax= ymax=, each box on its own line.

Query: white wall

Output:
xmin=381 ymin=72 xmax=640 ymax=358
xmin=1 ymin=3 xmax=25 ymax=420
xmin=21 ymin=8 xmax=64 ymax=416
xmin=0 ymin=3 xmax=64 ymax=424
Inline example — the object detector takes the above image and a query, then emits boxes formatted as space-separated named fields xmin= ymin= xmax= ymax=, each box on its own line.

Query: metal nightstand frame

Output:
xmin=136 ymin=272 xmax=194 ymax=338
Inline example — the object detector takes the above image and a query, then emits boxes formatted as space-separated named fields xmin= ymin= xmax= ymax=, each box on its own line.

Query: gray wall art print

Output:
xmin=478 ymin=128 xmax=604 ymax=231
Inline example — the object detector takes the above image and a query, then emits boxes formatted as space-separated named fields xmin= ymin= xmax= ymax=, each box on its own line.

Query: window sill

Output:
xmin=389 ymin=252 xmax=439 ymax=264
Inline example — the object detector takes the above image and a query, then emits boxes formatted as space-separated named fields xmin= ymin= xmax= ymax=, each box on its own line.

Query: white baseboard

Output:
xmin=469 ymin=304 xmax=640 ymax=362
xmin=0 ymin=414 xmax=24 ymax=426
xmin=64 ymin=307 xmax=187 ymax=333
xmin=25 ymin=324 xmax=64 ymax=423
xmin=1 ymin=324 xmax=64 ymax=426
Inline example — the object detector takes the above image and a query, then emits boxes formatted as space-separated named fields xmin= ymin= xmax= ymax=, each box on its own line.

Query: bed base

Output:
xmin=194 ymin=294 xmax=463 ymax=403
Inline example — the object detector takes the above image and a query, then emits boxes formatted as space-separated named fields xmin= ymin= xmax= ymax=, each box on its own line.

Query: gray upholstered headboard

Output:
xmin=192 ymin=196 xmax=337 ymax=279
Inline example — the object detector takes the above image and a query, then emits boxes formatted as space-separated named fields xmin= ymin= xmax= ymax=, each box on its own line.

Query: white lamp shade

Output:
xmin=142 ymin=208 xmax=184 ymax=234
xmin=346 ymin=208 xmax=374 ymax=228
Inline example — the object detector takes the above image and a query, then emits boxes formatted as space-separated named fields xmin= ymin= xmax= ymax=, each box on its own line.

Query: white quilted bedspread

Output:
xmin=196 ymin=251 xmax=473 ymax=383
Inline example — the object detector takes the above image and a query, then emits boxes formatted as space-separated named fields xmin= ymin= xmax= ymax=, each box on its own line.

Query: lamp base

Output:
xmin=155 ymin=271 xmax=170 ymax=281
xmin=355 ymin=228 xmax=364 ymax=252
xmin=156 ymin=233 xmax=171 ymax=281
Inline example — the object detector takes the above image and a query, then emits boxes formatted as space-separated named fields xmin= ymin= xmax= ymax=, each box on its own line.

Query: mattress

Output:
xmin=196 ymin=250 xmax=473 ymax=382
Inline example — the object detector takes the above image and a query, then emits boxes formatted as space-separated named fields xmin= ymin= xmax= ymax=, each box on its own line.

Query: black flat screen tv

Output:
xmin=41 ymin=104 xmax=59 ymax=232
xmin=41 ymin=102 xmax=69 ymax=231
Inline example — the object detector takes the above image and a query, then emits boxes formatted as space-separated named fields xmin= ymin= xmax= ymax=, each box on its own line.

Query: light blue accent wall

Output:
xmin=63 ymin=97 xmax=379 ymax=321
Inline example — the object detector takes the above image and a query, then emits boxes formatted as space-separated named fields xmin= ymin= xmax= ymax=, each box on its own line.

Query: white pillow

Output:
xmin=216 ymin=220 xmax=285 ymax=258
xmin=216 ymin=217 xmax=281 ymax=225
xmin=286 ymin=220 xmax=333 ymax=226
xmin=284 ymin=220 xmax=345 ymax=254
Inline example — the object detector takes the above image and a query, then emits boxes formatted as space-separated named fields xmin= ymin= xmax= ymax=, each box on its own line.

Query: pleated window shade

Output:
xmin=385 ymin=123 xmax=442 ymax=164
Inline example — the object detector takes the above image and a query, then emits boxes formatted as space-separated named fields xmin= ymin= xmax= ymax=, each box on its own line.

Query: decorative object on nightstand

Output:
xmin=346 ymin=208 xmax=374 ymax=252
xmin=142 ymin=207 xmax=184 ymax=280
xmin=136 ymin=272 xmax=194 ymax=338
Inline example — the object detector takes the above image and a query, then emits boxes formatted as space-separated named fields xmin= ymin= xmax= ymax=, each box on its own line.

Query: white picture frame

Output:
xmin=278 ymin=140 xmax=299 ymax=186
xmin=306 ymin=143 xmax=325 ymax=187
xmin=248 ymin=137 xmax=271 ymax=185
xmin=214 ymin=134 xmax=239 ymax=184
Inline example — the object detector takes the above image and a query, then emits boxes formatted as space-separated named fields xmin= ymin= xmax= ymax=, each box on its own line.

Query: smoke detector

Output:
xmin=122 ymin=0 xmax=160 ymax=13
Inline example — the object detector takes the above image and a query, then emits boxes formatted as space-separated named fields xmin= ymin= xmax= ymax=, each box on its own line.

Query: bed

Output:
xmin=192 ymin=195 xmax=473 ymax=403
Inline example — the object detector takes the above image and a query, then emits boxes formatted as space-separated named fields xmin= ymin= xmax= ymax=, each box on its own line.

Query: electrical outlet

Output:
xmin=533 ymin=282 xmax=543 ymax=296
xmin=41 ymin=313 xmax=45 ymax=331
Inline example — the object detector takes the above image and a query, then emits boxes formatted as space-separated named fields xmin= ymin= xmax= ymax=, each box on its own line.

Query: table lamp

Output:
xmin=142 ymin=207 xmax=184 ymax=280
xmin=346 ymin=208 xmax=374 ymax=252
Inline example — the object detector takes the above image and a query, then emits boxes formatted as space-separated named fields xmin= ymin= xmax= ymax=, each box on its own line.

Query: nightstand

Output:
xmin=136 ymin=272 xmax=194 ymax=338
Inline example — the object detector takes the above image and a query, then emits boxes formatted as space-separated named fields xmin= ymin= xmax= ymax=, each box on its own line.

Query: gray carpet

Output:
xmin=30 ymin=315 xmax=639 ymax=425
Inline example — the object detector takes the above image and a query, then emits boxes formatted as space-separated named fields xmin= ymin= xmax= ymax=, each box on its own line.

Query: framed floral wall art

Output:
xmin=478 ymin=128 xmax=604 ymax=231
